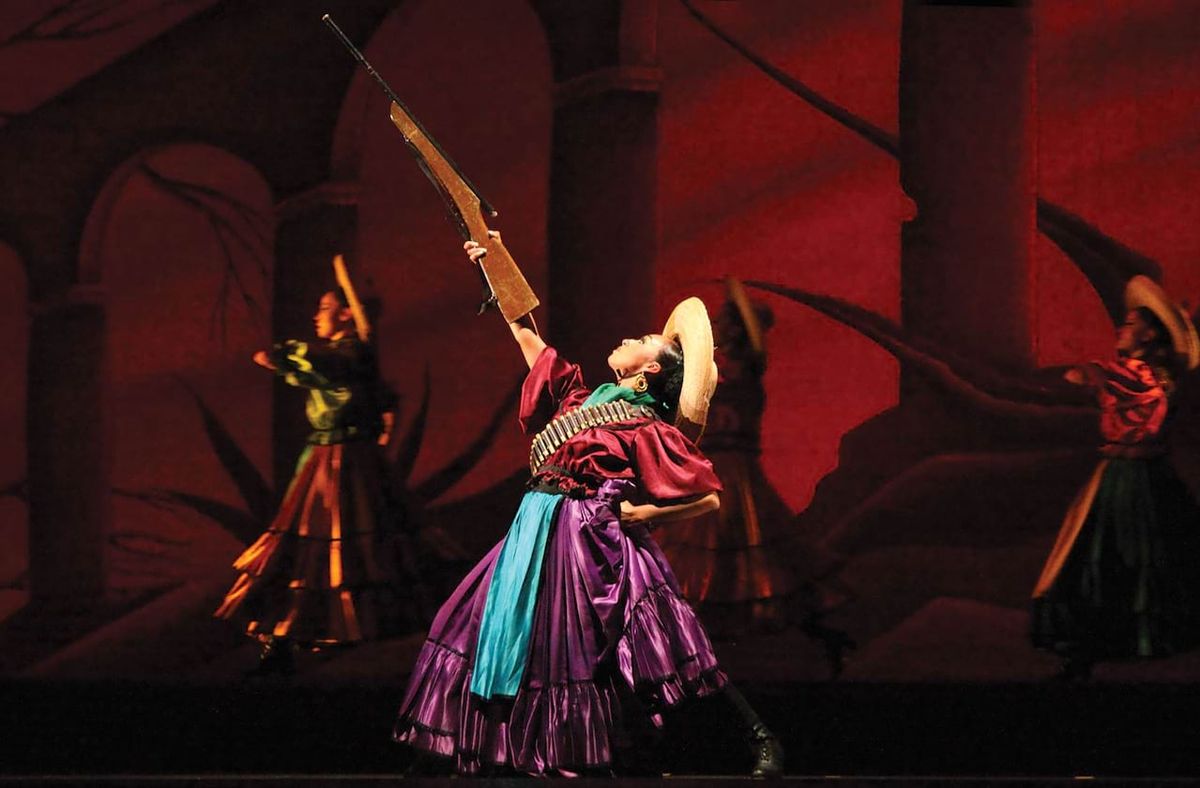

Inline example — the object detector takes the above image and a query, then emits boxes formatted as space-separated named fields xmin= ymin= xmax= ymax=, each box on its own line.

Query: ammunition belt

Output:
xmin=529 ymin=401 xmax=657 ymax=474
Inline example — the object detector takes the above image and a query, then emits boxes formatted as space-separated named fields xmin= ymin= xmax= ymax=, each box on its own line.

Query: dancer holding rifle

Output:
xmin=322 ymin=15 xmax=783 ymax=775
xmin=391 ymin=233 xmax=783 ymax=776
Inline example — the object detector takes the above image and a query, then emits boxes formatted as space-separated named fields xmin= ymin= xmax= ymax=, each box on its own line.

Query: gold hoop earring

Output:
xmin=633 ymin=372 xmax=649 ymax=394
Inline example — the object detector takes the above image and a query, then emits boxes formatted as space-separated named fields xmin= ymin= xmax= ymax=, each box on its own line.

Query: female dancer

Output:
xmin=1032 ymin=275 xmax=1200 ymax=679
xmin=654 ymin=279 xmax=853 ymax=673
xmin=392 ymin=236 xmax=783 ymax=776
xmin=216 ymin=256 xmax=426 ymax=675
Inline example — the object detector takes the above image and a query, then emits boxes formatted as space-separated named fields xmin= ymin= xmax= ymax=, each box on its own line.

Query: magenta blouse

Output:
xmin=1088 ymin=357 xmax=1169 ymax=456
xmin=519 ymin=347 xmax=721 ymax=503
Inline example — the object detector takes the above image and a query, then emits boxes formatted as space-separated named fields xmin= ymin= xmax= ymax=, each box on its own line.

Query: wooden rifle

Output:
xmin=323 ymin=14 xmax=540 ymax=323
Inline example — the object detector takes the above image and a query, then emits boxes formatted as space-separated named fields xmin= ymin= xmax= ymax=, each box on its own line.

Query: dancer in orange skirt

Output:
xmin=654 ymin=279 xmax=852 ymax=671
xmin=216 ymin=256 xmax=427 ymax=675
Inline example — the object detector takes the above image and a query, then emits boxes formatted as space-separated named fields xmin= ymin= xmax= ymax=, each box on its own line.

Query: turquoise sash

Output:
xmin=469 ymin=490 xmax=562 ymax=699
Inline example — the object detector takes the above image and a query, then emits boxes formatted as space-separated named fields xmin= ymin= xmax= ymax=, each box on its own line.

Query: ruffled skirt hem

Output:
xmin=395 ymin=584 xmax=727 ymax=774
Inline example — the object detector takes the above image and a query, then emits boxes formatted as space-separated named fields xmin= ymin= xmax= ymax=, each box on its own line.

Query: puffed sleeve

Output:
xmin=631 ymin=421 xmax=722 ymax=504
xmin=266 ymin=340 xmax=360 ymax=390
xmin=519 ymin=346 xmax=590 ymax=435
xmin=1095 ymin=358 xmax=1168 ymax=446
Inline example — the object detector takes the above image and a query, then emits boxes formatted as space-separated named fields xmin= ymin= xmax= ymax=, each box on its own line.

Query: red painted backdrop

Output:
xmin=2 ymin=0 xmax=1199 ymax=682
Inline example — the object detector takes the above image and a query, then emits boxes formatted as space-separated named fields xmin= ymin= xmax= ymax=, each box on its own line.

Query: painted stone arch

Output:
xmin=330 ymin=0 xmax=553 ymax=515
xmin=0 ymin=240 xmax=28 ymax=611
xmin=79 ymin=142 xmax=275 ymax=592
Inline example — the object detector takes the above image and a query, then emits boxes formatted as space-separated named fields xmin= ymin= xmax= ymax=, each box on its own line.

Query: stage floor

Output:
xmin=3 ymin=776 xmax=1199 ymax=786
xmin=3 ymin=680 xmax=1200 ymax=781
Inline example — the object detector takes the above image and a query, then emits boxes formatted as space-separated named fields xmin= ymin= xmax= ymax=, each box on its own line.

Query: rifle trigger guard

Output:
xmin=475 ymin=259 xmax=498 ymax=315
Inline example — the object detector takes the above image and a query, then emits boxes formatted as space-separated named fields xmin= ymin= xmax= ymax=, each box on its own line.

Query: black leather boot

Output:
xmin=246 ymin=636 xmax=296 ymax=678
xmin=746 ymin=721 xmax=785 ymax=778
xmin=722 ymin=684 xmax=785 ymax=778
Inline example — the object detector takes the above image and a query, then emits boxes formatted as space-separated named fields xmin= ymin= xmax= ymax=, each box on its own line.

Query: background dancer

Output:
xmin=655 ymin=278 xmax=853 ymax=673
xmin=1032 ymin=276 xmax=1200 ymax=680
xmin=215 ymin=256 xmax=427 ymax=675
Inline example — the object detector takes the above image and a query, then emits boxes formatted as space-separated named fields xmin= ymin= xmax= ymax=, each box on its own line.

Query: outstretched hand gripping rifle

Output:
xmin=323 ymin=14 xmax=540 ymax=323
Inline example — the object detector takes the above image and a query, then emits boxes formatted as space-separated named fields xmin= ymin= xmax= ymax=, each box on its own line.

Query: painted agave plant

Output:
xmin=0 ymin=372 xmax=523 ymax=600
xmin=160 ymin=371 xmax=523 ymax=588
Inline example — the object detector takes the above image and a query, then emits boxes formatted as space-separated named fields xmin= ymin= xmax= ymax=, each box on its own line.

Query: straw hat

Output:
xmin=661 ymin=297 xmax=719 ymax=440
xmin=1124 ymin=275 xmax=1199 ymax=371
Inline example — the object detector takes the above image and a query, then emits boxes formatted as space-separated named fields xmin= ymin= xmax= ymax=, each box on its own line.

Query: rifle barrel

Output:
xmin=321 ymin=14 xmax=498 ymax=219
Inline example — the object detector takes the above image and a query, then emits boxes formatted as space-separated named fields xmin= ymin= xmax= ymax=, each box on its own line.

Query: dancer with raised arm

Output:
xmin=216 ymin=256 xmax=427 ymax=675
xmin=1032 ymin=276 xmax=1200 ymax=680
xmin=393 ymin=233 xmax=783 ymax=776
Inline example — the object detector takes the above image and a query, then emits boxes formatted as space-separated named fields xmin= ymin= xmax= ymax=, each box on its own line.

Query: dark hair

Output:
xmin=1134 ymin=306 xmax=1180 ymax=387
xmin=717 ymin=298 xmax=775 ymax=340
xmin=646 ymin=338 xmax=685 ymax=418
xmin=329 ymin=287 xmax=381 ymax=337
xmin=332 ymin=283 xmax=385 ymax=332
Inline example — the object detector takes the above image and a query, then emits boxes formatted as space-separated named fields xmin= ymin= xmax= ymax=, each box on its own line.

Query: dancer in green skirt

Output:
xmin=1032 ymin=276 xmax=1200 ymax=679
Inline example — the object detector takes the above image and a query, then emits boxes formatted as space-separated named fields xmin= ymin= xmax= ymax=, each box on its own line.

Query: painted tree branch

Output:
xmin=137 ymin=163 xmax=270 ymax=343
xmin=743 ymin=280 xmax=1093 ymax=421
xmin=679 ymin=0 xmax=898 ymax=156
xmin=4 ymin=0 xmax=204 ymax=45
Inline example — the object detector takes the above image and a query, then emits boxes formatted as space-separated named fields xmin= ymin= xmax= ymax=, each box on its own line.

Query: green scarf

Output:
xmin=583 ymin=381 xmax=659 ymax=411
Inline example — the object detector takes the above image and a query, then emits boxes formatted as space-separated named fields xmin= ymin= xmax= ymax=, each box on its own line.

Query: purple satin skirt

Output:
xmin=393 ymin=479 xmax=727 ymax=774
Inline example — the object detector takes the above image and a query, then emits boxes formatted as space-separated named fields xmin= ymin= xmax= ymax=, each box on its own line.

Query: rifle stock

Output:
xmin=388 ymin=103 xmax=539 ymax=323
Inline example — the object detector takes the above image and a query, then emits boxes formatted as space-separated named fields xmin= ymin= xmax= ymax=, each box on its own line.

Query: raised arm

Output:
xmin=507 ymin=312 xmax=547 ymax=370
xmin=466 ymin=230 xmax=545 ymax=369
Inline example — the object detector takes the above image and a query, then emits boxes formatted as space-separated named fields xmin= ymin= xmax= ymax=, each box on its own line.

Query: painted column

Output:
xmin=542 ymin=0 xmax=663 ymax=383
xmin=899 ymin=0 xmax=1036 ymax=391
xmin=27 ymin=286 xmax=110 ymax=599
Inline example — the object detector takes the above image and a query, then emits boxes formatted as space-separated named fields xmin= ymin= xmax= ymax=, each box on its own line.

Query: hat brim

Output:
xmin=1124 ymin=275 xmax=1200 ymax=371
xmin=661 ymin=297 xmax=718 ymax=441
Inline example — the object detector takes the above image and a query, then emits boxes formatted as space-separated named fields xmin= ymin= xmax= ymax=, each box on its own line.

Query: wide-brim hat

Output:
xmin=661 ymin=297 xmax=718 ymax=441
xmin=1125 ymin=275 xmax=1199 ymax=371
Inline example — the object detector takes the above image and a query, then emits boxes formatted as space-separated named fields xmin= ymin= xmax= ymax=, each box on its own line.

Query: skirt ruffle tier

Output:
xmin=1032 ymin=456 xmax=1200 ymax=659
xmin=215 ymin=440 xmax=422 ymax=646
